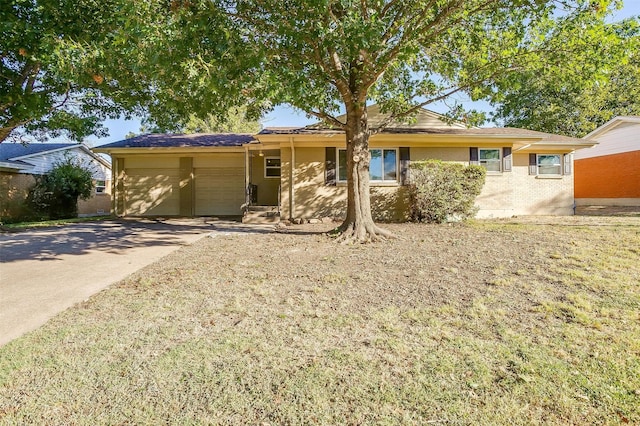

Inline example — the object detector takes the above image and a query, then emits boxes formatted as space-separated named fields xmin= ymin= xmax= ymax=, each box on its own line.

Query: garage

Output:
xmin=96 ymin=134 xmax=255 ymax=218
xmin=194 ymin=167 xmax=245 ymax=216
xmin=121 ymin=151 xmax=183 ymax=217
xmin=124 ymin=168 xmax=181 ymax=216
xmin=193 ymin=153 xmax=245 ymax=216
xmin=121 ymin=154 xmax=246 ymax=217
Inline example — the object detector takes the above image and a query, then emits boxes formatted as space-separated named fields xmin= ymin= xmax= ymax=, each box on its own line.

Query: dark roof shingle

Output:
xmin=260 ymin=125 xmax=586 ymax=143
xmin=0 ymin=143 xmax=78 ymax=161
xmin=97 ymin=133 xmax=257 ymax=149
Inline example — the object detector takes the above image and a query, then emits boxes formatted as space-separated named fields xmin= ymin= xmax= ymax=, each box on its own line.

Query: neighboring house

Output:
xmin=574 ymin=116 xmax=640 ymax=207
xmin=0 ymin=143 xmax=112 ymax=219
xmin=94 ymin=107 xmax=595 ymax=222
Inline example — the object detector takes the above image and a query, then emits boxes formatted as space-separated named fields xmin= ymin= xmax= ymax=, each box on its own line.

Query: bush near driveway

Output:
xmin=0 ymin=219 xmax=639 ymax=424
xmin=25 ymin=157 xmax=94 ymax=220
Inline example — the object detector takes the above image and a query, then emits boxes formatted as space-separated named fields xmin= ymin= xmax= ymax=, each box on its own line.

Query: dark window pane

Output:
xmin=266 ymin=167 xmax=281 ymax=177
xmin=383 ymin=149 xmax=397 ymax=180
xmin=338 ymin=149 xmax=347 ymax=181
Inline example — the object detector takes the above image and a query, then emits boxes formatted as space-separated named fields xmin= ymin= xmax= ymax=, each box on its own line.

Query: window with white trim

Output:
xmin=537 ymin=154 xmax=562 ymax=175
xmin=337 ymin=148 xmax=398 ymax=183
xmin=95 ymin=180 xmax=106 ymax=194
xmin=265 ymin=157 xmax=281 ymax=178
xmin=479 ymin=148 xmax=501 ymax=172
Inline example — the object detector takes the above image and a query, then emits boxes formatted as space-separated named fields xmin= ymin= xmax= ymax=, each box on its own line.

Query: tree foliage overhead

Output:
xmin=114 ymin=0 xmax=626 ymax=242
xmin=182 ymin=107 xmax=262 ymax=134
xmin=490 ymin=13 xmax=640 ymax=137
xmin=5 ymin=1 xmax=624 ymax=239
xmin=0 ymin=0 xmax=137 ymax=143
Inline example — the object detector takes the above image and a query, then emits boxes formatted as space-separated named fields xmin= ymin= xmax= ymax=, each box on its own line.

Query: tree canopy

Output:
xmin=490 ymin=14 xmax=640 ymax=137
xmin=1 ymin=0 xmax=131 ymax=143
xmin=5 ymin=0 xmax=632 ymax=240
xmin=182 ymin=106 xmax=263 ymax=134
xmin=105 ymin=0 xmax=629 ymax=241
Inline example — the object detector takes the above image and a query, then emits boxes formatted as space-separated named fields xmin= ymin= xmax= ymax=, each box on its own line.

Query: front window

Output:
xmin=95 ymin=180 xmax=106 ymax=194
xmin=265 ymin=157 xmax=281 ymax=178
xmin=479 ymin=148 xmax=501 ymax=172
xmin=537 ymin=154 xmax=562 ymax=175
xmin=337 ymin=148 xmax=398 ymax=183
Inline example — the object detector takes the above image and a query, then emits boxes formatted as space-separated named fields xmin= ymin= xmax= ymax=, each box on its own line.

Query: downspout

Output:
xmin=244 ymin=145 xmax=250 ymax=212
xmin=289 ymin=137 xmax=295 ymax=220
xmin=111 ymin=155 xmax=117 ymax=216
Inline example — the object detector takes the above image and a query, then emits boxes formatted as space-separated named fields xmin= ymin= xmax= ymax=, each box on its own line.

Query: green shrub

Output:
xmin=26 ymin=157 xmax=94 ymax=220
xmin=408 ymin=160 xmax=486 ymax=223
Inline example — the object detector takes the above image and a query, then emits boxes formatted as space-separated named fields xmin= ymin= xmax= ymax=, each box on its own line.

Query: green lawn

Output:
xmin=1 ymin=215 xmax=111 ymax=231
xmin=1 ymin=220 xmax=638 ymax=424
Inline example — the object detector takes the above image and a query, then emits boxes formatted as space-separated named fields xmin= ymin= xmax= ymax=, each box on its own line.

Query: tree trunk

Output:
xmin=0 ymin=126 xmax=16 ymax=143
xmin=335 ymin=105 xmax=394 ymax=243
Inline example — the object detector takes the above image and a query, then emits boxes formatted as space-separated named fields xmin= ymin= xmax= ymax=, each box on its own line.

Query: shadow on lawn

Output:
xmin=0 ymin=219 xmax=215 ymax=263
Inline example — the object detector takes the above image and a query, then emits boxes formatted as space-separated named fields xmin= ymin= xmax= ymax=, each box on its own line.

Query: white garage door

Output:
xmin=194 ymin=168 xmax=245 ymax=216
xmin=125 ymin=168 xmax=180 ymax=216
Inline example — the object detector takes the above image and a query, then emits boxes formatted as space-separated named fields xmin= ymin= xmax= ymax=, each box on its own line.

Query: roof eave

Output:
xmin=10 ymin=144 xmax=80 ymax=161
xmin=0 ymin=161 xmax=34 ymax=172
xmin=94 ymin=146 xmax=246 ymax=154
xmin=583 ymin=116 xmax=640 ymax=140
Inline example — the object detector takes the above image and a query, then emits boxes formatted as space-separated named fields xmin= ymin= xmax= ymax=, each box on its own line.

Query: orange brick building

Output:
xmin=574 ymin=116 xmax=640 ymax=206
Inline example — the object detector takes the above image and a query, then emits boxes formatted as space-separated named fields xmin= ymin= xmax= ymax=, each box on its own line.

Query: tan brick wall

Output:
xmin=78 ymin=193 xmax=111 ymax=216
xmin=0 ymin=173 xmax=35 ymax=219
xmin=410 ymin=146 xmax=468 ymax=163
xmin=291 ymin=147 xmax=346 ymax=219
xmin=476 ymin=153 xmax=573 ymax=217
xmin=285 ymin=147 xmax=408 ymax=221
xmin=284 ymin=148 xmax=575 ymax=221
xmin=280 ymin=147 xmax=292 ymax=219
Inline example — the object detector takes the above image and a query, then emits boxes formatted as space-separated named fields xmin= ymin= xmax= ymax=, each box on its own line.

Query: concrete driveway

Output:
xmin=0 ymin=218 xmax=216 ymax=346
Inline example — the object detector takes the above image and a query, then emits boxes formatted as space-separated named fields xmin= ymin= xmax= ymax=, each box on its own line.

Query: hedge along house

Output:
xmin=94 ymin=108 xmax=595 ymax=222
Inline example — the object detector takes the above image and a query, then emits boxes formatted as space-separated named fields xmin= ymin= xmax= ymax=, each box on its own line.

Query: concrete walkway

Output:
xmin=0 ymin=219 xmax=218 ymax=346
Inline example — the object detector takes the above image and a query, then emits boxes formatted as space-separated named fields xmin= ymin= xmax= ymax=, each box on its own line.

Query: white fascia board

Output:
xmin=9 ymin=144 xmax=81 ymax=161
xmin=583 ymin=116 xmax=640 ymax=140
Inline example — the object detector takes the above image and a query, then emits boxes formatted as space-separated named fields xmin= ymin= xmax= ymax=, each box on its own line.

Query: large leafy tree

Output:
xmin=107 ymin=0 xmax=626 ymax=242
xmin=491 ymin=15 xmax=640 ymax=137
xmin=0 ymin=0 xmax=154 ymax=144
xmin=183 ymin=107 xmax=262 ymax=134
xmin=219 ymin=1 xmax=624 ymax=242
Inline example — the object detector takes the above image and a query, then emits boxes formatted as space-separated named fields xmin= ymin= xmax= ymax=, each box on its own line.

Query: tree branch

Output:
xmin=307 ymin=110 xmax=346 ymax=129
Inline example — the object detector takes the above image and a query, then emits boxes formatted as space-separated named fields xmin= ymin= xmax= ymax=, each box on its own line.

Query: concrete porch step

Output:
xmin=243 ymin=206 xmax=280 ymax=224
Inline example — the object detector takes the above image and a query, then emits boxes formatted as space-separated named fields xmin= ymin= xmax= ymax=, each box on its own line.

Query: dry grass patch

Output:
xmin=1 ymin=220 xmax=639 ymax=424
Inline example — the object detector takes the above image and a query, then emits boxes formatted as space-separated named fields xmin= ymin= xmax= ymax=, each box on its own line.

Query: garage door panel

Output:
xmin=193 ymin=154 xmax=244 ymax=169
xmin=125 ymin=168 xmax=180 ymax=216
xmin=195 ymin=168 xmax=245 ymax=216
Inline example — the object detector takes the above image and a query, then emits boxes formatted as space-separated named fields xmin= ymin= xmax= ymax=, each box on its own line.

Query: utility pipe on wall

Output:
xmin=289 ymin=137 xmax=295 ymax=220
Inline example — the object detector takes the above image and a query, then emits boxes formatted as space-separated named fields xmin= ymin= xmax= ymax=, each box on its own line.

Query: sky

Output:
xmin=85 ymin=1 xmax=640 ymax=147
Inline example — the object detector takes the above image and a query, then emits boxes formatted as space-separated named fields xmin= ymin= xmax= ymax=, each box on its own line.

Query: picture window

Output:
xmin=337 ymin=148 xmax=398 ymax=183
